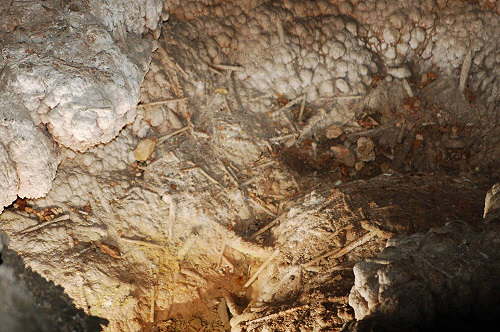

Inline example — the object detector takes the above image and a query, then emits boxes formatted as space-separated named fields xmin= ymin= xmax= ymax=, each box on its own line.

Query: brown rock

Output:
xmin=356 ymin=137 xmax=375 ymax=162
xmin=331 ymin=145 xmax=356 ymax=167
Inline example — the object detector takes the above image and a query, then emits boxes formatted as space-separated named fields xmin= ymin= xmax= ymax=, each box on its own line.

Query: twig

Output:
xmin=253 ymin=160 xmax=277 ymax=169
xmin=249 ymin=93 xmax=273 ymax=101
xmin=158 ymin=126 xmax=190 ymax=144
xmin=304 ymin=232 xmax=376 ymax=267
xmin=320 ymin=95 xmax=364 ymax=101
xmin=269 ymin=95 xmax=304 ymax=115
xmin=150 ymin=287 xmax=156 ymax=323
xmin=168 ymin=198 xmax=176 ymax=240
xmin=137 ymin=98 xmax=188 ymax=109
xmin=459 ymin=48 xmax=473 ymax=93
xmin=212 ymin=64 xmax=244 ymax=72
xmin=223 ymin=96 xmax=233 ymax=112
xmin=298 ymin=94 xmax=306 ymax=123
xmin=18 ymin=214 xmax=70 ymax=235
xmin=250 ymin=214 xmax=285 ymax=239
xmin=197 ymin=167 xmax=223 ymax=187
xmin=244 ymin=249 xmax=280 ymax=288
xmin=248 ymin=196 xmax=277 ymax=218
xmin=120 ymin=237 xmax=164 ymax=249
xmin=247 ymin=304 xmax=310 ymax=325
xmin=217 ymin=241 xmax=226 ymax=268
xmin=242 ymin=176 xmax=259 ymax=186
xmin=347 ymin=123 xmax=395 ymax=139
xmin=402 ymin=79 xmax=413 ymax=97
xmin=269 ymin=133 xmax=298 ymax=143
xmin=360 ymin=220 xmax=394 ymax=239
xmin=180 ymin=268 xmax=207 ymax=284
xmin=397 ymin=120 xmax=406 ymax=144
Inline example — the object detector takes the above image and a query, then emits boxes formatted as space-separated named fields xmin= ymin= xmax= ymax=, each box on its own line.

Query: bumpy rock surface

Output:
xmin=348 ymin=220 xmax=500 ymax=331
xmin=0 ymin=0 xmax=162 ymax=211
xmin=0 ymin=1 xmax=499 ymax=331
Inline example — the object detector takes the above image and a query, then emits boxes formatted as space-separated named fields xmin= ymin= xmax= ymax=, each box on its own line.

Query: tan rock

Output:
xmin=133 ymin=138 xmax=157 ymax=161
xmin=325 ymin=125 xmax=344 ymax=139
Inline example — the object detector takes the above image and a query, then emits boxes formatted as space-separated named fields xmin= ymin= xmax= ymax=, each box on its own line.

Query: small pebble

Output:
xmin=133 ymin=138 xmax=157 ymax=161
xmin=325 ymin=125 xmax=344 ymax=139
xmin=331 ymin=145 xmax=356 ymax=167
xmin=356 ymin=137 xmax=376 ymax=162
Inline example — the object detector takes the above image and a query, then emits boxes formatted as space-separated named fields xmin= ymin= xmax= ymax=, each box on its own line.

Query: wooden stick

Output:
xmin=197 ymin=167 xmax=223 ymax=187
xmin=248 ymin=196 xmax=277 ymax=218
xmin=168 ymin=198 xmax=176 ymax=240
xmin=347 ymin=123 xmax=395 ymax=139
xmin=402 ymin=79 xmax=413 ymax=97
xmin=249 ymin=93 xmax=273 ymax=101
xmin=320 ymin=95 xmax=364 ymax=101
xmin=298 ymin=94 xmax=306 ymax=123
xmin=459 ymin=49 xmax=473 ymax=93
xmin=223 ymin=96 xmax=233 ymax=112
xmin=269 ymin=95 xmax=304 ymax=114
xmin=158 ymin=126 xmax=190 ymax=144
xmin=217 ymin=241 xmax=226 ymax=268
xmin=247 ymin=304 xmax=310 ymax=325
xmin=150 ymin=287 xmax=156 ymax=323
xmin=137 ymin=98 xmax=188 ymax=108
xmin=19 ymin=214 xmax=70 ymax=234
xmin=212 ymin=64 xmax=244 ymax=72
xmin=304 ymin=232 xmax=376 ymax=267
xmin=244 ymin=249 xmax=280 ymax=288
xmin=269 ymin=133 xmax=298 ymax=142
xmin=180 ymin=268 xmax=207 ymax=284
xmin=250 ymin=214 xmax=285 ymax=239
xmin=120 ymin=237 xmax=164 ymax=249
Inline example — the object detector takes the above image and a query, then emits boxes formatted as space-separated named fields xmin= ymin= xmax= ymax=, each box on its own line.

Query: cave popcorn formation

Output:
xmin=0 ymin=1 xmax=499 ymax=331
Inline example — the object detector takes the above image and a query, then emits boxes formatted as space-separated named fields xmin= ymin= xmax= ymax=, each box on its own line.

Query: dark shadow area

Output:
xmin=343 ymin=310 xmax=500 ymax=332
xmin=0 ymin=243 xmax=108 ymax=332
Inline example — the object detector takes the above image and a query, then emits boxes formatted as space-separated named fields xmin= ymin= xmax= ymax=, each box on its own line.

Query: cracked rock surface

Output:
xmin=0 ymin=0 xmax=499 ymax=331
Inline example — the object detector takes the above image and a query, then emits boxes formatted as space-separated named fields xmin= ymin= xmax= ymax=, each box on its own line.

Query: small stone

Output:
xmin=387 ymin=66 xmax=412 ymax=79
xmin=356 ymin=137 xmax=375 ymax=162
xmin=331 ymin=145 xmax=356 ymax=167
xmin=355 ymin=161 xmax=364 ymax=171
xmin=133 ymin=138 xmax=157 ymax=161
xmin=325 ymin=125 xmax=344 ymax=139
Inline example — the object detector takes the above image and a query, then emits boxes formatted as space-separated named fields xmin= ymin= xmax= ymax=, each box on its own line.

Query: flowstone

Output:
xmin=0 ymin=0 xmax=162 ymax=211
